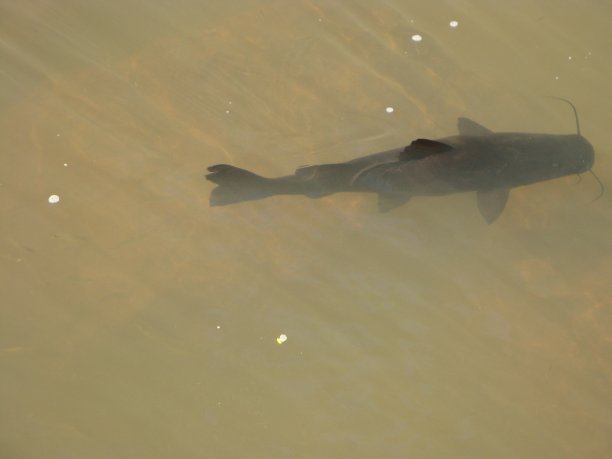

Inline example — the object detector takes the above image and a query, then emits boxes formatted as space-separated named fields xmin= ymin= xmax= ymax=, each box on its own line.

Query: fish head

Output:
xmin=556 ymin=134 xmax=594 ymax=174
xmin=505 ymin=133 xmax=595 ymax=184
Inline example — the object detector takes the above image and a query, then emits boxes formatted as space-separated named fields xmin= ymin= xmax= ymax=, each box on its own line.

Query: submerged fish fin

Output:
xmin=295 ymin=163 xmax=349 ymax=180
xmin=206 ymin=164 xmax=274 ymax=206
xmin=294 ymin=163 xmax=352 ymax=197
xmin=399 ymin=139 xmax=454 ymax=161
xmin=457 ymin=117 xmax=493 ymax=136
xmin=476 ymin=188 xmax=510 ymax=224
xmin=377 ymin=193 xmax=411 ymax=212
xmin=295 ymin=164 xmax=318 ymax=180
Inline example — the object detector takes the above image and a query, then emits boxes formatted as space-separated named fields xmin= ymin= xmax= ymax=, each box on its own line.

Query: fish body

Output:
xmin=206 ymin=114 xmax=594 ymax=223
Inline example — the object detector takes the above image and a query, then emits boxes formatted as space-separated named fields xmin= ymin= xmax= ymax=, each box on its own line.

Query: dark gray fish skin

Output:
xmin=354 ymin=133 xmax=594 ymax=195
xmin=206 ymin=116 xmax=594 ymax=223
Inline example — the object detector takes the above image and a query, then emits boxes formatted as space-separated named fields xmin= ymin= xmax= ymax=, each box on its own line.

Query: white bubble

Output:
xmin=411 ymin=34 xmax=422 ymax=42
xmin=385 ymin=106 xmax=395 ymax=113
xmin=63 ymin=163 xmax=68 ymax=167
xmin=48 ymin=194 xmax=60 ymax=204
xmin=276 ymin=334 xmax=288 ymax=344
xmin=216 ymin=325 xmax=221 ymax=329
xmin=449 ymin=20 xmax=459 ymax=28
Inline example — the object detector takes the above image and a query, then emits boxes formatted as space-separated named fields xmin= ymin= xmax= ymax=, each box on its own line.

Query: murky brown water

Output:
xmin=1 ymin=1 xmax=611 ymax=458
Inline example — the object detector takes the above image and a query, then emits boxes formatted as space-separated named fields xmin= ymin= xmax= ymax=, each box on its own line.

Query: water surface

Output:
xmin=1 ymin=1 xmax=611 ymax=458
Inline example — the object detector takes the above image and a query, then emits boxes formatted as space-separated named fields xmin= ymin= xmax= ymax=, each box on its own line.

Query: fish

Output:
xmin=206 ymin=100 xmax=595 ymax=223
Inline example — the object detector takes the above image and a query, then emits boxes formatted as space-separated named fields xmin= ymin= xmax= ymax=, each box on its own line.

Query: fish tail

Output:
xmin=205 ymin=164 xmax=274 ymax=206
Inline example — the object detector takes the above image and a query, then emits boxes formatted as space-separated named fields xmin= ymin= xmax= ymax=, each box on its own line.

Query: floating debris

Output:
xmin=449 ymin=20 xmax=459 ymax=28
xmin=385 ymin=106 xmax=395 ymax=114
xmin=276 ymin=334 xmax=288 ymax=344
xmin=48 ymin=194 xmax=60 ymax=204
xmin=411 ymin=34 xmax=422 ymax=42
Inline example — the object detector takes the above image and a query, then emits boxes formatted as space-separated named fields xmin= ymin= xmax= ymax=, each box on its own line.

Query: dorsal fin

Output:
xmin=399 ymin=139 xmax=454 ymax=161
xmin=457 ymin=117 xmax=493 ymax=136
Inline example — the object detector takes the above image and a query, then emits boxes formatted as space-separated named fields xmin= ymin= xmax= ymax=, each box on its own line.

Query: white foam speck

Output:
xmin=276 ymin=334 xmax=288 ymax=344
xmin=450 ymin=20 xmax=459 ymax=28
xmin=48 ymin=194 xmax=60 ymax=204
xmin=411 ymin=34 xmax=422 ymax=42
xmin=385 ymin=107 xmax=395 ymax=113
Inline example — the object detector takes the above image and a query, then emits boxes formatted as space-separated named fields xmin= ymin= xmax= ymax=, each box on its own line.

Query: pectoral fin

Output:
xmin=476 ymin=189 xmax=510 ymax=224
xmin=378 ymin=193 xmax=411 ymax=212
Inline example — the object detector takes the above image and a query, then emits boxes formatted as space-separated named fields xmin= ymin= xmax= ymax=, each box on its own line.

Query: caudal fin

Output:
xmin=205 ymin=164 xmax=276 ymax=206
